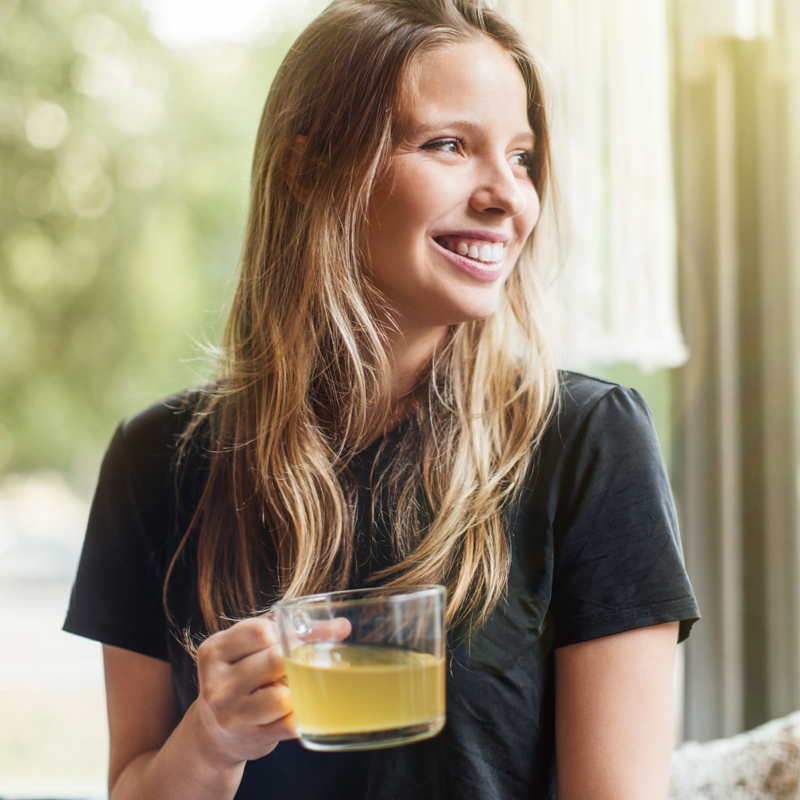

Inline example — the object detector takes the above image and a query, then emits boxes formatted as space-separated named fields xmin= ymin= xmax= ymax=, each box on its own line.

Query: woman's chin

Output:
xmin=446 ymin=293 xmax=504 ymax=326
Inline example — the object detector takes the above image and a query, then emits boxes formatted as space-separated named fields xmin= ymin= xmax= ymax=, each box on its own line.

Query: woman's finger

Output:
xmin=256 ymin=710 xmax=298 ymax=743
xmin=281 ymin=616 xmax=353 ymax=656
xmin=216 ymin=643 xmax=287 ymax=697
xmin=198 ymin=616 xmax=279 ymax=667
xmin=304 ymin=617 xmax=352 ymax=642
xmin=203 ymin=675 xmax=294 ymax=733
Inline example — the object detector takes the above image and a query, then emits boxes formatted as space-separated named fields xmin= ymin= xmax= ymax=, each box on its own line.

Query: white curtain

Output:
xmin=504 ymin=0 xmax=688 ymax=372
xmin=701 ymin=0 xmax=775 ymax=38
xmin=668 ymin=0 xmax=800 ymax=739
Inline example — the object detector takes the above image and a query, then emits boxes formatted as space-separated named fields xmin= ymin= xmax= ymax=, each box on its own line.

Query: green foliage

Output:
xmin=0 ymin=0 xmax=297 ymax=484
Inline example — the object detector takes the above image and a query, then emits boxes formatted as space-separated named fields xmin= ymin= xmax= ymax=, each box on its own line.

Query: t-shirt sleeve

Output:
xmin=63 ymin=422 xmax=173 ymax=661
xmin=549 ymin=384 xmax=699 ymax=648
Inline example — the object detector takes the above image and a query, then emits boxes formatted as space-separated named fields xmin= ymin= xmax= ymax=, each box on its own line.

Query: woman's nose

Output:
xmin=469 ymin=159 xmax=527 ymax=217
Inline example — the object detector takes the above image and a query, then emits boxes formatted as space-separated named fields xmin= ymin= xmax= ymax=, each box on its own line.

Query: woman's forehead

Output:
xmin=397 ymin=38 xmax=531 ymax=132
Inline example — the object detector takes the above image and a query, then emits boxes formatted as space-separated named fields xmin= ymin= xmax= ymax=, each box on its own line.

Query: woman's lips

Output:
xmin=432 ymin=237 xmax=505 ymax=282
xmin=436 ymin=235 xmax=505 ymax=263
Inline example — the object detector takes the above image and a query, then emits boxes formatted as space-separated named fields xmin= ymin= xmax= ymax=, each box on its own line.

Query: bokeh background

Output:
xmin=0 ymin=0 xmax=309 ymax=481
xmin=0 ymin=0 xmax=321 ymax=795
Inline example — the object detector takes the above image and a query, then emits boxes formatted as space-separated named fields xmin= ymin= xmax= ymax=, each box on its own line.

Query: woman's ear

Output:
xmin=284 ymin=135 xmax=310 ymax=204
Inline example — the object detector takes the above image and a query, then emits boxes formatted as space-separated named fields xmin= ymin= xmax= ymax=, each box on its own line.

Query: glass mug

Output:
xmin=272 ymin=585 xmax=446 ymax=751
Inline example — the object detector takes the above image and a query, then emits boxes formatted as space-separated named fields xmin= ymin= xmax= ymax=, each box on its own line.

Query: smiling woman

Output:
xmin=63 ymin=1 xmax=699 ymax=799
xmin=365 ymin=40 xmax=540 ymax=340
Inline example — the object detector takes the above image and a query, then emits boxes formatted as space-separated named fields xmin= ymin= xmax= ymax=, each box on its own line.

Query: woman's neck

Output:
xmin=357 ymin=323 xmax=447 ymax=445
xmin=386 ymin=324 xmax=448 ymax=398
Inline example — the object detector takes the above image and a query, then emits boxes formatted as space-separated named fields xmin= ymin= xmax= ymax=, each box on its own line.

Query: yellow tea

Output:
xmin=284 ymin=642 xmax=445 ymax=735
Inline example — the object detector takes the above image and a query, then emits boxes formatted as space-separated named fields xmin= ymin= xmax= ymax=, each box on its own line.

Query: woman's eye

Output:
xmin=510 ymin=150 xmax=536 ymax=171
xmin=420 ymin=138 xmax=462 ymax=154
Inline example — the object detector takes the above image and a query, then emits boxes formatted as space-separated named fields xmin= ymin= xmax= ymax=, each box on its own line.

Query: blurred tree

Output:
xmin=0 ymin=0 xmax=295 ymax=487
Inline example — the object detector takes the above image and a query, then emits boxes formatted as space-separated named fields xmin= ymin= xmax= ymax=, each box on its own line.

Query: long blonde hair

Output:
xmin=168 ymin=0 xmax=558 ymax=634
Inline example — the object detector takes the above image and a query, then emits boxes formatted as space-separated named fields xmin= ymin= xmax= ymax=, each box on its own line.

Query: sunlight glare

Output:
xmin=141 ymin=0 xmax=290 ymax=46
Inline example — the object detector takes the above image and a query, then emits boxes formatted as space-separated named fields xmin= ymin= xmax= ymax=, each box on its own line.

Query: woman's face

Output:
xmin=364 ymin=38 xmax=540 ymax=339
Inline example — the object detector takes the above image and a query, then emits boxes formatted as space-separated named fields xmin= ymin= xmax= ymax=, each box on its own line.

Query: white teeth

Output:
xmin=443 ymin=238 xmax=505 ymax=263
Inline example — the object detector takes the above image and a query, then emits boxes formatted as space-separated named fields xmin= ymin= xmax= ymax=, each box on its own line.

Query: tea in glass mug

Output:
xmin=272 ymin=585 xmax=446 ymax=751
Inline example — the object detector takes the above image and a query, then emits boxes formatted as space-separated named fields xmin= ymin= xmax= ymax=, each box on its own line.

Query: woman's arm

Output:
xmin=104 ymin=617 xmax=296 ymax=800
xmin=555 ymin=621 xmax=679 ymax=800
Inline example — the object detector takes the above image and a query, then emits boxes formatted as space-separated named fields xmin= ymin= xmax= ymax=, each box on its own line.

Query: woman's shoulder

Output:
xmin=529 ymin=370 xmax=665 ymax=490
xmin=117 ymin=387 xmax=206 ymax=455
xmin=556 ymin=370 xmax=648 ymax=416
xmin=65 ymin=389 xmax=210 ymax=660
xmin=551 ymin=370 xmax=657 ymax=448
xmin=100 ymin=387 xmax=210 ymax=495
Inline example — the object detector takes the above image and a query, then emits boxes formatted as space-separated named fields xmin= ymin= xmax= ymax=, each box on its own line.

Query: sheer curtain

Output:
xmin=672 ymin=0 xmax=800 ymax=740
xmin=504 ymin=0 xmax=688 ymax=372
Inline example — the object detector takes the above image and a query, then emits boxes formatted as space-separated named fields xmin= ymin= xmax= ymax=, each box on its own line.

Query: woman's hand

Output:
xmin=191 ymin=616 xmax=297 ymax=769
xmin=105 ymin=615 xmax=296 ymax=800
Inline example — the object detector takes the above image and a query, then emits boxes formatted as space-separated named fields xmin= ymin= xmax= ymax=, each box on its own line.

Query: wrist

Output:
xmin=183 ymin=700 xmax=249 ymax=778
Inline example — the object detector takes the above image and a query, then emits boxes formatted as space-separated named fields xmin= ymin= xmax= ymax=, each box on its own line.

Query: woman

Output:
xmin=64 ymin=0 xmax=699 ymax=798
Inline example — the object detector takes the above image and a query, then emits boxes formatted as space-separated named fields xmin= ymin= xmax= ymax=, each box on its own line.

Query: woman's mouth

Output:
xmin=432 ymin=235 xmax=506 ymax=282
xmin=435 ymin=235 xmax=505 ymax=264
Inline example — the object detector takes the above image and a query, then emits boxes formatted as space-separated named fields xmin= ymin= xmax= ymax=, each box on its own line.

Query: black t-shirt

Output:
xmin=64 ymin=372 xmax=699 ymax=799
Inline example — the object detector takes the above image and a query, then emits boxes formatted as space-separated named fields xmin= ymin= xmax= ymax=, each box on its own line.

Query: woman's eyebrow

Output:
xmin=514 ymin=129 xmax=536 ymax=148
